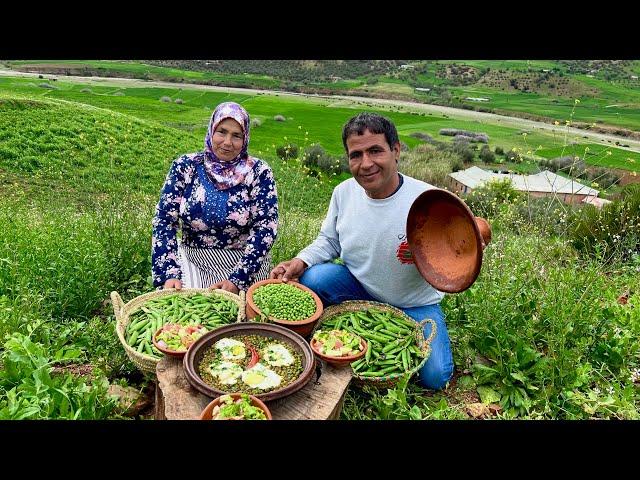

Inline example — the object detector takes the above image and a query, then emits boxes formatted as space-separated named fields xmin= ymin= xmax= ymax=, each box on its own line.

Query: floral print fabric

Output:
xmin=152 ymin=153 xmax=278 ymax=290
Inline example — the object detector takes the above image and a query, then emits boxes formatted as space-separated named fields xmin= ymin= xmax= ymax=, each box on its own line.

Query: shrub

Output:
xmin=479 ymin=145 xmax=496 ymax=163
xmin=276 ymin=143 xmax=299 ymax=160
xmin=569 ymin=186 xmax=640 ymax=264
xmin=160 ymin=96 xmax=172 ymax=103
xmin=174 ymin=98 xmax=184 ymax=104
xmin=464 ymin=178 xmax=523 ymax=219
xmin=274 ymin=114 xmax=286 ymax=122
xmin=451 ymin=139 xmax=475 ymax=164
xmin=505 ymin=149 xmax=523 ymax=163
xmin=251 ymin=117 xmax=262 ymax=128
xmin=399 ymin=143 xmax=464 ymax=188
xmin=494 ymin=146 xmax=504 ymax=155
xmin=39 ymin=83 xmax=57 ymax=89
xmin=80 ymin=88 xmax=92 ymax=94
xmin=409 ymin=132 xmax=434 ymax=143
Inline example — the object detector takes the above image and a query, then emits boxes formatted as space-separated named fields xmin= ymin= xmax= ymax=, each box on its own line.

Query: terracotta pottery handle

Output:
xmin=475 ymin=217 xmax=492 ymax=249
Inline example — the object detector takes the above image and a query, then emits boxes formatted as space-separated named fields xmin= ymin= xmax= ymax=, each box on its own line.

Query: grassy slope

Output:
xmin=1 ymin=76 xmax=638 ymax=172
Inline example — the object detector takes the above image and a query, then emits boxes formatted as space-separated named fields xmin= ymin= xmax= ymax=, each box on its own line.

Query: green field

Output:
xmin=7 ymin=60 xmax=640 ymax=134
xmin=2 ymin=76 xmax=637 ymax=173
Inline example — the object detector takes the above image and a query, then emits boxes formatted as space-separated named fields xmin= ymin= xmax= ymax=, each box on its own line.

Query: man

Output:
xmin=270 ymin=112 xmax=453 ymax=390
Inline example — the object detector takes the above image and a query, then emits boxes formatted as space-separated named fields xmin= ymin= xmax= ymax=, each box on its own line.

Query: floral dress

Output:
xmin=152 ymin=153 xmax=278 ymax=290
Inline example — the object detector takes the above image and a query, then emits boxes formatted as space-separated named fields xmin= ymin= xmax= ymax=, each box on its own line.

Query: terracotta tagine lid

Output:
xmin=406 ymin=188 xmax=491 ymax=293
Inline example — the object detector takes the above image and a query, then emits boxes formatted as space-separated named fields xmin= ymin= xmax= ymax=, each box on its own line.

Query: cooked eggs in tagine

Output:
xmin=261 ymin=343 xmax=295 ymax=367
xmin=241 ymin=363 xmax=282 ymax=390
xmin=215 ymin=338 xmax=246 ymax=361
xmin=208 ymin=361 xmax=243 ymax=385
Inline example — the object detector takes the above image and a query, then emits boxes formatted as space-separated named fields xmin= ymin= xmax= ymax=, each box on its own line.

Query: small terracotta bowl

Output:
xmin=310 ymin=335 xmax=367 ymax=368
xmin=152 ymin=323 xmax=206 ymax=359
xmin=246 ymin=279 xmax=323 ymax=338
xmin=200 ymin=393 xmax=272 ymax=420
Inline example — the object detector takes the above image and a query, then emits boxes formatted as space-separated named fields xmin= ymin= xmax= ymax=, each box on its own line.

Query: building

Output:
xmin=415 ymin=87 xmax=431 ymax=92
xmin=465 ymin=97 xmax=490 ymax=102
xmin=448 ymin=166 xmax=601 ymax=205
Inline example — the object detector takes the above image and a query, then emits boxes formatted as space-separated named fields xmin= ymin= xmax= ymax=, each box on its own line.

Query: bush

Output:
xmin=409 ymin=132 xmax=435 ymax=143
xmin=569 ymin=186 xmax=640 ymax=264
xmin=479 ymin=145 xmax=496 ymax=163
xmin=505 ymin=149 xmax=523 ymax=163
xmin=39 ymin=83 xmax=57 ymax=89
xmin=302 ymin=144 xmax=349 ymax=174
xmin=160 ymin=96 xmax=172 ymax=103
xmin=174 ymin=98 xmax=184 ymax=104
xmin=276 ymin=143 xmax=299 ymax=160
xmin=464 ymin=178 xmax=523 ymax=219
xmin=80 ymin=88 xmax=92 ymax=94
xmin=495 ymin=146 xmax=504 ymax=155
xmin=273 ymin=114 xmax=286 ymax=122
xmin=399 ymin=143 xmax=464 ymax=188
xmin=251 ymin=117 xmax=262 ymax=128
xmin=451 ymin=139 xmax=475 ymax=164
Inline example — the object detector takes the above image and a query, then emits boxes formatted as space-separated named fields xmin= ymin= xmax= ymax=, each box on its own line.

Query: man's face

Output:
xmin=346 ymin=129 xmax=400 ymax=199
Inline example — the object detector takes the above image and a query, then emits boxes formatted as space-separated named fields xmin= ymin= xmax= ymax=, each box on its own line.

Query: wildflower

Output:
xmin=606 ymin=151 xmax=612 ymax=156
xmin=575 ymin=99 xmax=581 ymax=104
xmin=554 ymin=121 xmax=560 ymax=126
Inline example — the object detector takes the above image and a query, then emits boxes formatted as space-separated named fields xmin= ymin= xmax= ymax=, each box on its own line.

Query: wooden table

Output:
xmin=155 ymin=356 xmax=353 ymax=420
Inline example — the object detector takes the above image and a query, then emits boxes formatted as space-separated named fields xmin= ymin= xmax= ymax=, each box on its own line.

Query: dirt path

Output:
xmin=3 ymin=68 xmax=640 ymax=154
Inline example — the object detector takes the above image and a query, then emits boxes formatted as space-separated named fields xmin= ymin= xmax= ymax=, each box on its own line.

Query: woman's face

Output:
xmin=212 ymin=118 xmax=244 ymax=162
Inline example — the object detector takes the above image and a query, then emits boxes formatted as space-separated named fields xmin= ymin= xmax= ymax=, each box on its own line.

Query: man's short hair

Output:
xmin=341 ymin=112 xmax=400 ymax=152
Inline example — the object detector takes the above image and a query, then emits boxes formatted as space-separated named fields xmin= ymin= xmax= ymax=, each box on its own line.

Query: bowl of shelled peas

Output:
xmin=246 ymin=279 xmax=323 ymax=338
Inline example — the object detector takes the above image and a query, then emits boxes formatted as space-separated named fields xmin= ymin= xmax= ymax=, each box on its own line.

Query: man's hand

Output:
xmin=211 ymin=279 xmax=240 ymax=295
xmin=269 ymin=258 xmax=308 ymax=282
xmin=164 ymin=279 xmax=182 ymax=290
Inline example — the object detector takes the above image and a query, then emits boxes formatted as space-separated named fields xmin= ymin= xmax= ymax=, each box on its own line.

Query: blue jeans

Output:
xmin=300 ymin=263 xmax=454 ymax=390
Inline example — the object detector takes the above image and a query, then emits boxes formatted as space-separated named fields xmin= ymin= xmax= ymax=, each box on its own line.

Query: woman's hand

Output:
xmin=211 ymin=279 xmax=240 ymax=295
xmin=164 ymin=279 xmax=182 ymax=290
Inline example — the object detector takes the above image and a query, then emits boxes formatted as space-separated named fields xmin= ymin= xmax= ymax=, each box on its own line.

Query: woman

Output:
xmin=152 ymin=102 xmax=278 ymax=294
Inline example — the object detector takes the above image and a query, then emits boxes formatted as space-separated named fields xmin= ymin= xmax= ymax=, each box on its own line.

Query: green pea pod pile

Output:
xmin=318 ymin=309 xmax=426 ymax=378
xmin=125 ymin=293 xmax=239 ymax=359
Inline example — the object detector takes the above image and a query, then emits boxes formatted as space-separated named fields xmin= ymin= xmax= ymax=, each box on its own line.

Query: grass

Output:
xmin=0 ymin=73 xmax=638 ymax=420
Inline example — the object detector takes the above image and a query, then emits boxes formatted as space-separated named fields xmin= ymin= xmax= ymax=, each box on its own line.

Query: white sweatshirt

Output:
xmin=297 ymin=174 xmax=444 ymax=308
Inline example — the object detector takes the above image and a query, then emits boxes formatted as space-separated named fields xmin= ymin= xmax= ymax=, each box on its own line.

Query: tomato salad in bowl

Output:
xmin=310 ymin=329 xmax=367 ymax=367
xmin=152 ymin=323 xmax=208 ymax=358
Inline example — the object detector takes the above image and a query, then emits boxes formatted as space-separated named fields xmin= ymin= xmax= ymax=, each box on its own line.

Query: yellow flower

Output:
xmin=606 ymin=151 xmax=612 ymax=156
xmin=631 ymin=171 xmax=638 ymax=177
xmin=627 ymin=158 xmax=636 ymax=163
xmin=554 ymin=121 xmax=560 ymax=125
xmin=574 ymin=99 xmax=580 ymax=104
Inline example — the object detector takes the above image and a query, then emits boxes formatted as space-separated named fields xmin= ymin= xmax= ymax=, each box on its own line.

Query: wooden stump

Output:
xmin=155 ymin=356 xmax=352 ymax=420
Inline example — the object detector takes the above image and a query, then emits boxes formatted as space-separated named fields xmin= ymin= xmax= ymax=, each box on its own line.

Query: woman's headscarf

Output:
xmin=202 ymin=102 xmax=255 ymax=190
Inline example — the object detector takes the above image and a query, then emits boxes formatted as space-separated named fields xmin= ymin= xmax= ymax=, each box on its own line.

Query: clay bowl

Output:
xmin=407 ymin=188 xmax=488 ymax=293
xmin=246 ymin=279 xmax=324 ymax=338
xmin=183 ymin=322 xmax=315 ymax=402
xmin=200 ymin=393 xmax=272 ymax=420
xmin=310 ymin=334 xmax=367 ymax=368
xmin=152 ymin=323 xmax=207 ymax=359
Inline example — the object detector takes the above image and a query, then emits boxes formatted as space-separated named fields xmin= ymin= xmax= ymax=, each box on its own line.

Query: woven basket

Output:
xmin=314 ymin=301 xmax=436 ymax=389
xmin=111 ymin=288 xmax=245 ymax=376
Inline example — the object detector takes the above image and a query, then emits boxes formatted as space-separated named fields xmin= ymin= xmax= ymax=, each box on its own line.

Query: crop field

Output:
xmin=0 ymin=72 xmax=638 ymax=420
